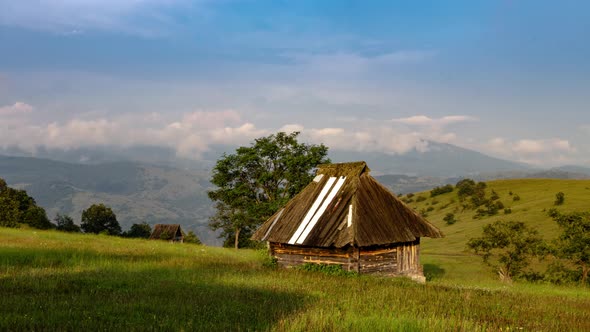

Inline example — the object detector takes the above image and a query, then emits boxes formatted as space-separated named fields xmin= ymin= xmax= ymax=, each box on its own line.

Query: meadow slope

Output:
xmin=1 ymin=225 xmax=589 ymax=331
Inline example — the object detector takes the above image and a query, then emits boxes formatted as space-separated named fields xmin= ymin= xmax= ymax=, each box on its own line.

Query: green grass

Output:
xmin=2 ymin=225 xmax=590 ymax=331
xmin=410 ymin=179 xmax=590 ymax=283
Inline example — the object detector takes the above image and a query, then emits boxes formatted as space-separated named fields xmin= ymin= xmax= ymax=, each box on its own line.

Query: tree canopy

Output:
xmin=80 ymin=203 xmax=121 ymax=235
xmin=208 ymin=132 xmax=330 ymax=248
xmin=468 ymin=220 xmax=546 ymax=282
xmin=0 ymin=177 xmax=52 ymax=229
xmin=55 ymin=214 xmax=81 ymax=233
xmin=550 ymin=210 xmax=590 ymax=284
xmin=123 ymin=222 xmax=152 ymax=238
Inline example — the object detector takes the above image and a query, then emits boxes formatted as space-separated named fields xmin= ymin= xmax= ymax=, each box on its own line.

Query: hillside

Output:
xmin=0 ymin=155 xmax=218 ymax=244
xmin=1 ymin=228 xmax=589 ymax=331
xmin=400 ymin=178 xmax=590 ymax=281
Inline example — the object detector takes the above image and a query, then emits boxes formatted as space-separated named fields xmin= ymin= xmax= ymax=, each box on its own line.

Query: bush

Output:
xmin=426 ymin=206 xmax=434 ymax=212
xmin=513 ymin=194 xmax=521 ymax=201
xmin=406 ymin=193 xmax=415 ymax=198
xmin=554 ymin=192 xmax=565 ymax=206
xmin=504 ymin=208 xmax=512 ymax=214
xmin=415 ymin=196 xmax=427 ymax=202
xmin=431 ymin=199 xmax=439 ymax=205
xmin=456 ymin=179 xmax=476 ymax=198
xmin=490 ymin=190 xmax=500 ymax=201
xmin=443 ymin=213 xmax=457 ymax=225
xmin=430 ymin=184 xmax=454 ymax=197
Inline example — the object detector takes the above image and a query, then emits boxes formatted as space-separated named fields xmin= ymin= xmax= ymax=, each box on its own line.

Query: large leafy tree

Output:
xmin=550 ymin=210 xmax=590 ymax=284
xmin=0 ymin=177 xmax=52 ymax=229
xmin=123 ymin=222 xmax=152 ymax=238
xmin=208 ymin=132 xmax=330 ymax=249
xmin=468 ymin=220 xmax=546 ymax=282
xmin=80 ymin=203 xmax=121 ymax=235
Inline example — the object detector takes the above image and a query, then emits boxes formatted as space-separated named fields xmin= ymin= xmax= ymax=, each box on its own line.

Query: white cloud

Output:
xmin=484 ymin=137 xmax=577 ymax=166
xmin=0 ymin=103 xmax=264 ymax=159
xmin=0 ymin=102 xmax=33 ymax=115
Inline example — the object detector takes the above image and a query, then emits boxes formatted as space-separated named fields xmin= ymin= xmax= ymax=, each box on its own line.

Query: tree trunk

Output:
xmin=234 ymin=227 xmax=241 ymax=250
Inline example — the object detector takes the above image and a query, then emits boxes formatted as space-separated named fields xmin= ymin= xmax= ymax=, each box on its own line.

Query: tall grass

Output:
xmin=1 ymin=228 xmax=589 ymax=331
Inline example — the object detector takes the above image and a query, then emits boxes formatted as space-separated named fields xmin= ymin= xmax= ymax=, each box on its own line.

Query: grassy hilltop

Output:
xmin=1 ymin=178 xmax=590 ymax=331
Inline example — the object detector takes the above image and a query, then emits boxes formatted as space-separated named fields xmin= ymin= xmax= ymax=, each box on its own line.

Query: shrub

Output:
xmin=415 ymin=196 xmax=427 ymax=202
xmin=513 ymin=194 xmax=521 ymax=201
xmin=456 ymin=179 xmax=476 ymax=198
xmin=490 ymin=190 xmax=500 ymax=201
xmin=504 ymin=208 xmax=512 ymax=214
xmin=430 ymin=184 xmax=454 ymax=197
xmin=443 ymin=213 xmax=457 ymax=225
xmin=554 ymin=192 xmax=565 ymax=206
xmin=406 ymin=193 xmax=415 ymax=198
xmin=426 ymin=206 xmax=434 ymax=212
xmin=431 ymin=199 xmax=439 ymax=205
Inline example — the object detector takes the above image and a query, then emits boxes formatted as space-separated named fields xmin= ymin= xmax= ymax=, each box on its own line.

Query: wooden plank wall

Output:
xmin=270 ymin=240 xmax=423 ymax=276
xmin=270 ymin=243 xmax=357 ymax=271
xmin=359 ymin=246 xmax=397 ymax=275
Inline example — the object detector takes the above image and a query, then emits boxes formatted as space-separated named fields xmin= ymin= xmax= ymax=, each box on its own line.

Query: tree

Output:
xmin=184 ymin=231 xmax=202 ymax=245
xmin=208 ymin=131 xmax=330 ymax=249
xmin=55 ymin=214 xmax=81 ymax=232
xmin=456 ymin=179 xmax=476 ymax=198
xmin=23 ymin=205 xmax=53 ymax=229
xmin=467 ymin=220 xmax=546 ymax=282
xmin=80 ymin=204 xmax=121 ymax=235
xmin=554 ymin=192 xmax=565 ymax=206
xmin=123 ymin=222 xmax=152 ymax=238
xmin=0 ymin=194 xmax=20 ymax=228
xmin=0 ymin=177 xmax=52 ymax=229
xmin=550 ymin=211 xmax=590 ymax=284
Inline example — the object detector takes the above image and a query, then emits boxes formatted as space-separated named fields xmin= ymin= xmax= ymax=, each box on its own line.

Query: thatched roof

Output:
xmin=149 ymin=224 xmax=184 ymax=240
xmin=252 ymin=161 xmax=443 ymax=248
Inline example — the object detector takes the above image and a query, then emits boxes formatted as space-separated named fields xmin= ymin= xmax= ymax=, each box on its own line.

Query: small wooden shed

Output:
xmin=252 ymin=161 xmax=443 ymax=281
xmin=150 ymin=224 xmax=185 ymax=243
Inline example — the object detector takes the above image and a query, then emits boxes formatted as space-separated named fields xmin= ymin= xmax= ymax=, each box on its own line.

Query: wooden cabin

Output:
xmin=149 ymin=224 xmax=185 ymax=243
xmin=252 ymin=161 xmax=443 ymax=282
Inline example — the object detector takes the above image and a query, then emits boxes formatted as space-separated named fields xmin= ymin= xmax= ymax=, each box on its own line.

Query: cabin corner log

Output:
xmin=269 ymin=239 xmax=423 ymax=277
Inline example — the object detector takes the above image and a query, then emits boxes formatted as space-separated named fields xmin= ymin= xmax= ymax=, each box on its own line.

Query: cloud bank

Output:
xmin=0 ymin=102 xmax=579 ymax=166
xmin=0 ymin=102 xmax=477 ymax=159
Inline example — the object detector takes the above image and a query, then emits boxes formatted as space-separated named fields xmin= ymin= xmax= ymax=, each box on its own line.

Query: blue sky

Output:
xmin=1 ymin=0 xmax=589 ymax=166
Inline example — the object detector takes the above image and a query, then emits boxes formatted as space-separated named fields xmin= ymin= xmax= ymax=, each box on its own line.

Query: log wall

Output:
xmin=269 ymin=239 xmax=423 ymax=277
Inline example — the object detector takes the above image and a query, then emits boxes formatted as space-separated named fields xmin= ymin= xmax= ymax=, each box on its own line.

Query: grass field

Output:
xmin=1 ymin=179 xmax=590 ymax=331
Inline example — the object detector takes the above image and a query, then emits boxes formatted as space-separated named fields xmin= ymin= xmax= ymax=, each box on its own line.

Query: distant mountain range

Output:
xmin=0 ymin=155 xmax=218 ymax=245
xmin=1 ymin=142 xmax=589 ymax=246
